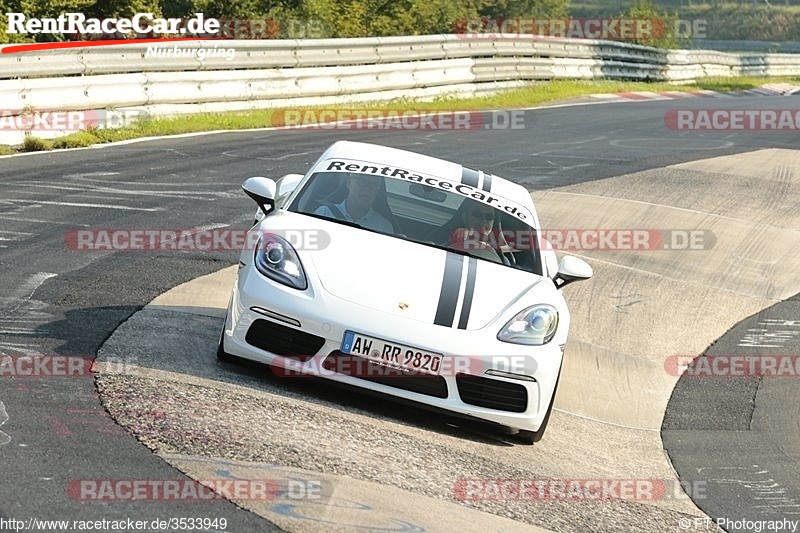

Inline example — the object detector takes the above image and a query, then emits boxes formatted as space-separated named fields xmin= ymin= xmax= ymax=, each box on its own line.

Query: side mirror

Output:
xmin=553 ymin=256 xmax=593 ymax=289
xmin=242 ymin=177 xmax=277 ymax=216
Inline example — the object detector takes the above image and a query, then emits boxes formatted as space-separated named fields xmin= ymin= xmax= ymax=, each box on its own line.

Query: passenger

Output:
xmin=315 ymin=175 xmax=394 ymax=233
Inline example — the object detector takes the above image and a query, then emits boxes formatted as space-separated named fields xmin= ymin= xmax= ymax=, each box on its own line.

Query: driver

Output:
xmin=314 ymin=174 xmax=394 ymax=233
xmin=449 ymin=201 xmax=502 ymax=261
xmin=461 ymin=201 xmax=495 ymax=238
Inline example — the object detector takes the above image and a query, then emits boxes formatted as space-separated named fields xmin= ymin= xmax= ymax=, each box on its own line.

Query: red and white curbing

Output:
xmin=590 ymin=84 xmax=800 ymax=102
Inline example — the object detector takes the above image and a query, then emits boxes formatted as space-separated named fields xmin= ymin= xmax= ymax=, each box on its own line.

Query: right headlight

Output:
xmin=254 ymin=233 xmax=307 ymax=290
xmin=497 ymin=304 xmax=559 ymax=345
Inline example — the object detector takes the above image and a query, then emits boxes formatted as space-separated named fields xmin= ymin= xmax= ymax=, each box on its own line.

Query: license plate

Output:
xmin=341 ymin=331 xmax=443 ymax=376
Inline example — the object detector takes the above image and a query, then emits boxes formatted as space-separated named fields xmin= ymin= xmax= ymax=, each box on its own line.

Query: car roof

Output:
xmin=317 ymin=140 xmax=535 ymax=211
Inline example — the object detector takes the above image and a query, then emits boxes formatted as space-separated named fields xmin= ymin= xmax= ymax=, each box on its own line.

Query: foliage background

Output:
xmin=1 ymin=0 xmax=797 ymax=46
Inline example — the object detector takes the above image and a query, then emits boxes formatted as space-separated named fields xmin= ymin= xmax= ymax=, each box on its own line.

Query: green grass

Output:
xmin=51 ymin=130 xmax=99 ymax=149
xmin=2 ymin=76 xmax=798 ymax=155
xmin=678 ymin=3 xmax=800 ymax=15
xmin=693 ymin=76 xmax=800 ymax=91
xmin=21 ymin=135 xmax=53 ymax=152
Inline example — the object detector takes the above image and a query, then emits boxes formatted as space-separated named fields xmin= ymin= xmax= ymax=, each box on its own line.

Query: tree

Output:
xmin=618 ymin=0 xmax=683 ymax=48
xmin=478 ymin=0 xmax=569 ymax=18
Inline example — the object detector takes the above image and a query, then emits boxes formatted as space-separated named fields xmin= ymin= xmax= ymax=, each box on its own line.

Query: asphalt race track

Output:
xmin=1 ymin=94 xmax=799 ymax=532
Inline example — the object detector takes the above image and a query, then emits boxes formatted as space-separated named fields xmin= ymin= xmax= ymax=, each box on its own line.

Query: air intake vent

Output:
xmin=245 ymin=319 xmax=325 ymax=359
xmin=456 ymin=373 xmax=528 ymax=412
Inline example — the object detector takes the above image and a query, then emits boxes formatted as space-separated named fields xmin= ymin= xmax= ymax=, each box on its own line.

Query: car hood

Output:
xmin=308 ymin=225 xmax=544 ymax=330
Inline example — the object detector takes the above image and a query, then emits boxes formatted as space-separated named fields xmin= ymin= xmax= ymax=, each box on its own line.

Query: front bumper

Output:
xmin=222 ymin=264 xmax=565 ymax=432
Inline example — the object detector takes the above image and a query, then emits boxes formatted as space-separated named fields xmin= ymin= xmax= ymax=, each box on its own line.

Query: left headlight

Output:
xmin=254 ymin=233 xmax=307 ymax=290
xmin=497 ymin=304 xmax=559 ymax=345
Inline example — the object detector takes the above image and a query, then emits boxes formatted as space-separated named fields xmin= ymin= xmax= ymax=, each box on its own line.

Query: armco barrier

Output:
xmin=689 ymin=40 xmax=800 ymax=54
xmin=0 ymin=34 xmax=799 ymax=144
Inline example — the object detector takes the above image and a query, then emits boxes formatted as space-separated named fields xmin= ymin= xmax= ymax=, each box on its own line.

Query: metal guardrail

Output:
xmin=689 ymin=40 xmax=800 ymax=54
xmin=0 ymin=35 xmax=672 ymax=78
xmin=0 ymin=34 xmax=798 ymax=144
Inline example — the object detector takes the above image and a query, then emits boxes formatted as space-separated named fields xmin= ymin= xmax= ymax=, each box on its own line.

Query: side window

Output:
xmin=498 ymin=214 xmax=542 ymax=276
xmin=292 ymin=172 xmax=347 ymax=213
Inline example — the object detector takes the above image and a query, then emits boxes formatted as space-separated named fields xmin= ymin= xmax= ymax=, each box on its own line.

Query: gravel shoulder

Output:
xmin=95 ymin=303 xmax=701 ymax=532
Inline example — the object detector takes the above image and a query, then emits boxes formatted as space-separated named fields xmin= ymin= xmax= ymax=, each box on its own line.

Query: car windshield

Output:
xmin=288 ymin=169 xmax=543 ymax=276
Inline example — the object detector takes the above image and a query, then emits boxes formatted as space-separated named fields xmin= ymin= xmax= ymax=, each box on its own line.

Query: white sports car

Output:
xmin=217 ymin=140 xmax=592 ymax=443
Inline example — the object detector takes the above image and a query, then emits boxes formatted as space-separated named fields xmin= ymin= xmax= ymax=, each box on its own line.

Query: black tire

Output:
xmin=515 ymin=430 xmax=538 ymax=445
xmin=516 ymin=367 xmax=561 ymax=444
xmin=216 ymin=316 xmax=237 ymax=363
xmin=517 ymin=405 xmax=552 ymax=444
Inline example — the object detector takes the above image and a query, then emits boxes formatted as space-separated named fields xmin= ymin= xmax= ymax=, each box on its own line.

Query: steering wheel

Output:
xmin=447 ymin=228 xmax=503 ymax=262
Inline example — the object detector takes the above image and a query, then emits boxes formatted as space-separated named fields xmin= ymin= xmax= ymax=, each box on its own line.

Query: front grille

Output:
xmin=456 ymin=373 xmax=528 ymax=412
xmin=324 ymin=351 xmax=448 ymax=398
xmin=245 ymin=319 xmax=325 ymax=360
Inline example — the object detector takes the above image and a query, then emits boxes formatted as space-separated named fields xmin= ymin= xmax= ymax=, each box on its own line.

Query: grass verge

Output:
xmin=3 ymin=76 xmax=798 ymax=155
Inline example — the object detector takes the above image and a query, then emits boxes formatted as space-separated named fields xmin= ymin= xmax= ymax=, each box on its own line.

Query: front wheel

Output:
xmin=515 ymin=369 xmax=561 ymax=444
xmin=216 ymin=314 xmax=238 ymax=363
xmin=516 ymin=404 xmax=552 ymax=444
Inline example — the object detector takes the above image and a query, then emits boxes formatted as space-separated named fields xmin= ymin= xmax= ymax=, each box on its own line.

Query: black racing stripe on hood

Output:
xmin=481 ymin=173 xmax=492 ymax=192
xmin=457 ymin=257 xmax=478 ymax=329
xmin=461 ymin=167 xmax=479 ymax=188
xmin=434 ymin=253 xmax=464 ymax=327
